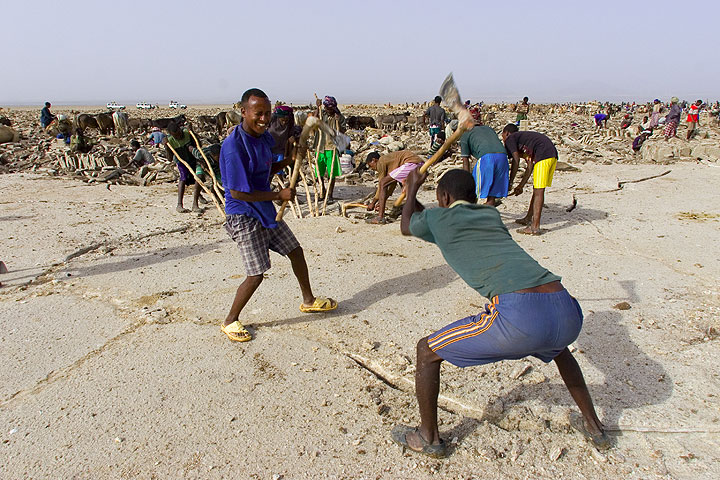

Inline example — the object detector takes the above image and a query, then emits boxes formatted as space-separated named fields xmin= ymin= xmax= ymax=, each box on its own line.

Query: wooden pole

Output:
xmin=312 ymin=93 xmax=322 ymax=214
xmin=321 ymin=147 xmax=337 ymax=215
xmin=166 ymin=142 xmax=225 ymax=218
xmin=312 ymin=146 xmax=322 ymax=215
xmin=187 ymin=128 xmax=224 ymax=205
xmin=290 ymin=167 xmax=303 ymax=218
xmin=298 ymin=167 xmax=314 ymax=217
xmin=392 ymin=119 xmax=472 ymax=207
xmin=276 ymin=117 xmax=321 ymax=221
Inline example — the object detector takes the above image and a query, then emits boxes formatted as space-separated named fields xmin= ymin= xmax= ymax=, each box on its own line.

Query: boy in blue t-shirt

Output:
xmin=390 ymin=168 xmax=609 ymax=458
xmin=218 ymin=88 xmax=337 ymax=343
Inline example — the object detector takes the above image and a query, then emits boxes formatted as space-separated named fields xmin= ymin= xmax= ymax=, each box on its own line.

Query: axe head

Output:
xmin=439 ymin=73 xmax=462 ymax=113
xmin=316 ymin=120 xmax=350 ymax=152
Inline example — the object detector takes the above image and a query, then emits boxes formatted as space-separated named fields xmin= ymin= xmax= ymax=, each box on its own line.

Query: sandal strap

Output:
xmin=223 ymin=321 xmax=248 ymax=334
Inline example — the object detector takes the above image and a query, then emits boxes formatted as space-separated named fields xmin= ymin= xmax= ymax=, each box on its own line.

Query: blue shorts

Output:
xmin=429 ymin=126 xmax=441 ymax=138
xmin=472 ymin=153 xmax=509 ymax=199
xmin=427 ymin=289 xmax=583 ymax=368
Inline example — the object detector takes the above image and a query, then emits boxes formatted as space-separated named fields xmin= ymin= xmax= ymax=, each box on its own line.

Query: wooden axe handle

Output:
xmin=187 ymin=129 xmax=224 ymax=205
xmin=393 ymin=120 xmax=472 ymax=207
xmin=166 ymin=142 xmax=225 ymax=218
xmin=276 ymin=118 xmax=321 ymax=221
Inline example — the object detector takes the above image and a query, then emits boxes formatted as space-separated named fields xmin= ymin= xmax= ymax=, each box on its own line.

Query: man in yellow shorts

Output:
xmin=502 ymin=124 xmax=558 ymax=235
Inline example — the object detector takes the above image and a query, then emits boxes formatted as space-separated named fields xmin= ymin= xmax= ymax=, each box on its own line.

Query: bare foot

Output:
xmin=514 ymin=217 xmax=532 ymax=225
xmin=176 ymin=206 xmax=190 ymax=213
xmin=404 ymin=429 xmax=429 ymax=452
xmin=517 ymin=226 xmax=541 ymax=235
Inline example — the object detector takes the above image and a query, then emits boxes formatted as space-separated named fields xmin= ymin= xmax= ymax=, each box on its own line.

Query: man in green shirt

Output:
xmin=164 ymin=122 xmax=206 ymax=213
xmin=390 ymin=168 xmax=609 ymax=458
xmin=460 ymin=124 xmax=509 ymax=206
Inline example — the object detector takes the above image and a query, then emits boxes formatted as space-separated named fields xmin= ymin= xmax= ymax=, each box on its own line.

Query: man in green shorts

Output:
xmin=390 ymin=168 xmax=609 ymax=458
xmin=315 ymin=95 xmax=346 ymax=200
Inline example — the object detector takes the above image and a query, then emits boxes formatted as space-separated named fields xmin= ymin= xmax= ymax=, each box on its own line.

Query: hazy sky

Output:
xmin=3 ymin=0 xmax=718 ymax=105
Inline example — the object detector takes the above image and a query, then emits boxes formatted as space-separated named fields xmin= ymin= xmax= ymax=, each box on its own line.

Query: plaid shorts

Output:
xmin=224 ymin=214 xmax=300 ymax=276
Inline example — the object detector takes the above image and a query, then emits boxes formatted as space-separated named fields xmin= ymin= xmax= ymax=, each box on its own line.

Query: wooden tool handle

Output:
xmin=166 ymin=142 xmax=225 ymax=218
xmin=276 ymin=156 xmax=303 ymax=221
xmin=187 ymin=129 xmax=224 ymax=205
xmin=275 ymin=117 xmax=321 ymax=221
xmin=393 ymin=119 xmax=472 ymax=206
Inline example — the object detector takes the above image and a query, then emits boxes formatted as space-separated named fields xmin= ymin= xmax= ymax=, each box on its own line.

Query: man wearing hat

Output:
xmin=314 ymin=95 xmax=346 ymax=200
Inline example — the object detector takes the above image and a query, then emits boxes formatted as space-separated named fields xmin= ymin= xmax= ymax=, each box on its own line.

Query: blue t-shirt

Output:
xmin=220 ymin=123 xmax=278 ymax=228
xmin=149 ymin=131 xmax=166 ymax=145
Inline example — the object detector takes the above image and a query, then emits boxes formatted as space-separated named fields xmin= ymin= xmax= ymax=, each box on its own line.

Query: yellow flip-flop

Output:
xmin=221 ymin=321 xmax=252 ymax=342
xmin=299 ymin=296 xmax=338 ymax=313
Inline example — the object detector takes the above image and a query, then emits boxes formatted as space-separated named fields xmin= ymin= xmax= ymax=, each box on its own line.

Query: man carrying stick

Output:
xmin=391 ymin=167 xmax=610 ymax=458
xmin=164 ymin=122 xmax=207 ymax=213
xmin=219 ymin=88 xmax=337 ymax=343
xmin=314 ymin=95 xmax=346 ymax=201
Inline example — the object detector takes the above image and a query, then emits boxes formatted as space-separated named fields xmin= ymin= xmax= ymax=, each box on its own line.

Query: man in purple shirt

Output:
xmin=219 ymin=88 xmax=337 ymax=342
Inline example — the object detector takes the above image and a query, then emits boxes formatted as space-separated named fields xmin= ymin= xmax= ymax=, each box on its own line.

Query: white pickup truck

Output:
xmin=106 ymin=102 xmax=126 ymax=110
xmin=136 ymin=102 xmax=155 ymax=109
xmin=168 ymin=101 xmax=187 ymax=109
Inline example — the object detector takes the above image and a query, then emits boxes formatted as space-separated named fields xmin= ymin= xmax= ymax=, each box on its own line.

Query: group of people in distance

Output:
xmin=214 ymin=88 xmax=609 ymax=459
xmin=595 ymin=97 xmax=707 ymax=151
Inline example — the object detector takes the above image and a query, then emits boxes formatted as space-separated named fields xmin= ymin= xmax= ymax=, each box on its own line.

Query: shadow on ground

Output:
xmin=492 ymin=310 xmax=672 ymax=432
xmin=500 ymin=202 xmax=608 ymax=233
xmin=64 ymin=239 xmax=226 ymax=278
xmin=252 ymin=263 xmax=457 ymax=329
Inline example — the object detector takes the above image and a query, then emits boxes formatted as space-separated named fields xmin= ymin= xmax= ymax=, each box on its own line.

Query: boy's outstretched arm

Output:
xmin=400 ymin=168 xmax=426 ymax=236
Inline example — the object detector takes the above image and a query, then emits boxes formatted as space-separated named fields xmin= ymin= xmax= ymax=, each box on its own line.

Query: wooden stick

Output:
xmin=298 ymin=167 xmax=314 ymax=217
xmin=166 ymin=142 xmax=225 ymax=218
xmin=187 ymin=129 xmax=224 ymax=205
xmin=290 ymin=168 xmax=303 ymax=218
xmin=280 ymin=172 xmax=301 ymax=218
xmin=392 ymin=119 xmax=472 ymax=207
xmin=276 ymin=117 xmax=321 ymax=221
xmin=321 ymin=148 xmax=337 ymax=215
xmin=312 ymin=149 xmax=322 ymax=214
xmin=617 ymin=170 xmax=671 ymax=188
xmin=340 ymin=202 xmax=367 ymax=217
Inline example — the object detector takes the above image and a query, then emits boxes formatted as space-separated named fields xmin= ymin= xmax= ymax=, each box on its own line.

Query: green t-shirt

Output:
xmin=460 ymin=125 xmax=506 ymax=159
xmin=167 ymin=129 xmax=192 ymax=149
xmin=409 ymin=202 xmax=560 ymax=298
